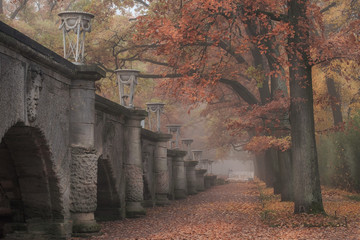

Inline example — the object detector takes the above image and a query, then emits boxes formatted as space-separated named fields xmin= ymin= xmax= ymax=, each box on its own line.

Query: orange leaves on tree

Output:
xmin=244 ymin=135 xmax=291 ymax=152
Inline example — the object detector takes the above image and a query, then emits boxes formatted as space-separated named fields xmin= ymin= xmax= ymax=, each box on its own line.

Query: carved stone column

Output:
xmin=195 ymin=169 xmax=207 ymax=192
xmin=185 ymin=161 xmax=198 ymax=195
xmin=171 ymin=150 xmax=187 ymax=199
xmin=69 ymin=65 xmax=105 ymax=234
xmin=125 ymin=112 xmax=147 ymax=217
xmin=154 ymin=134 xmax=172 ymax=206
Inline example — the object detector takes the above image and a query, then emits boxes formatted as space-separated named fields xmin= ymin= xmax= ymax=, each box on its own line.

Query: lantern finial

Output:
xmin=58 ymin=11 xmax=94 ymax=63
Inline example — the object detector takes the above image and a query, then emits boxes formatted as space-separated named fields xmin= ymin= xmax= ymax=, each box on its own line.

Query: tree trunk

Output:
xmin=278 ymin=150 xmax=293 ymax=201
xmin=288 ymin=0 xmax=324 ymax=214
xmin=0 ymin=0 xmax=3 ymax=15
xmin=326 ymin=77 xmax=343 ymax=126
xmin=264 ymin=149 xmax=275 ymax=188
xmin=254 ymin=153 xmax=266 ymax=182
xmin=270 ymin=149 xmax=282 ymax=195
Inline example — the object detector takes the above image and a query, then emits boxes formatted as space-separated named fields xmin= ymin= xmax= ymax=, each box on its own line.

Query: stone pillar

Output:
xmin=125 ymin=113 xmax=147 ymax=217
xmin=204 ymin=175 xmax=212 ymax=189
xmin=185 ymin=161 xmax=198 ymax=195
xmin=167 ymin=152 xmax=175 ymax=200
xmin=69 ymin=65 xmax=104 ymax=234
xmin=171 ymin=150 xmax=187 ymax=199
xmin=154 ymin=134 xmax=172 ymax=206
xmin=195 ymin=169 xmax=207 ymax=192
xmin=209 ymin=175 xmax=217 ymax=186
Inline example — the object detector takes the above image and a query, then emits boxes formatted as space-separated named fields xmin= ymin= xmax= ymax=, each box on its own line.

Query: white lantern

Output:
xmin=58 ymin=11 xmax=94 ymax=63
xmin=146 ymin=103 xmax=165 ymax=132
xmin=115 ymin=69 xmax=140 ymax=108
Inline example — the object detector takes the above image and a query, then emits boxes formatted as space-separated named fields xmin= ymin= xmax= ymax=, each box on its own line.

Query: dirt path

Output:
xmin=81 ymin=182 xmax=360 ymax=240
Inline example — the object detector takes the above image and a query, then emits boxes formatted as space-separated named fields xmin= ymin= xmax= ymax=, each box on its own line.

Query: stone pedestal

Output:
xmin=185 ymin=161 xmax=198 ymax=195
xmin=195 ymin=169 xmax=207 ymax=192
xmin=125 ymin=114 xmax=147 ymax=217
xmin=69 ymin=65 xmax=105 ymax=234
xmin=170 ymin=150 xmax=187 ymax=199
xmin=70 ymin=148 xmax=100 ymax=233
xmin=5 ymin=219 xmax=73 ymax=240
xmin=154 ymin=134 xmax=172 ymax=206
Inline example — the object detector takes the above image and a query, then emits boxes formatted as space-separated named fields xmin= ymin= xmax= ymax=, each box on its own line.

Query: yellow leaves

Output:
xmin=313 ymin=59 xmax=360 ymax=132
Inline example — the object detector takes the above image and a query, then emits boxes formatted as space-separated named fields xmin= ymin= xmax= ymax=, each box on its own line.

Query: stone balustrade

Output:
xmin=0 ymin=21 xmax=218 ymax=239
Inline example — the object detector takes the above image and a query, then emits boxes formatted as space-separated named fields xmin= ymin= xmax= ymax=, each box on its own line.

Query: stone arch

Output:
xmin=0 ymin=123 xmax=65 ymax=238
xmin=95 ymin=155 xmax=122 ymax=221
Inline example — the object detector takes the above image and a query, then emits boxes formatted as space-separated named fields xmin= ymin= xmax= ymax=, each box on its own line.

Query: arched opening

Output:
xmin=95 ymin=156 xmax=121 ymax=221
xmin=0 ymin=124 xmax=64 ymax=238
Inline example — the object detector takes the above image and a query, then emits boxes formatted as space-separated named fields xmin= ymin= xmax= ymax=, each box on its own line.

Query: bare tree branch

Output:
xmin=0 ymin=0 xmax=4 ymax=14
xmin=10 ymin=0 xmax=29 ymax=19
xmin=320 ymin=2 xmax=337 ymax=14
xmin=134 ymin=0 xmax=149 ymax=7
xmin=255 ymin=10 xmax=289 ymax=22
xmin=219 ymin=78 xmax=259 ymax=105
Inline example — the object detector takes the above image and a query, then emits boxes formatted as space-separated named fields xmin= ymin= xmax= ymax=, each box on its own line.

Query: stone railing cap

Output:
xmin=181 ymin=138 xmax=193 ymax=142
xmin=141 ymin=128 xmax=172 ymax=142
xmin=58 ymin=11 xmax=95 ymax=18
xmin=115 ymin=69 xmax=140 ymax=74
xmin=192 ymin=150 xmax=203 ymax=153
xmin=184 ymin=160 xmax=198 ymax=167
xmin=146 ymin=102 xmax=165 ymax=106
xmin=95 ymin=95 xmax=147 ymax=119
xmin=167 ymin=149 xmax=187 ymax=158
xmin=195 ymin=169 xmax=207 ymax=174
xmin=166 ymin=124 xmax=182 ymax=127
xmin=74 ymin=64 xmax=106 ymax=80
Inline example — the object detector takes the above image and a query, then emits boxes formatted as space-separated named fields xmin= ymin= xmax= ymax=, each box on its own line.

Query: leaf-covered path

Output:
xmin=81 ymin=182 xmax=360 ymax=240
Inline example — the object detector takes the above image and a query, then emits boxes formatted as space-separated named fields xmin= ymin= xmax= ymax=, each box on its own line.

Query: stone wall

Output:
xmin=0 ymin=21 xmax=104 ymax=239
xmin=94 ymin=96 xmax=147 ymax=219
xmin=0 ymin=21 xmax=217 ymax=239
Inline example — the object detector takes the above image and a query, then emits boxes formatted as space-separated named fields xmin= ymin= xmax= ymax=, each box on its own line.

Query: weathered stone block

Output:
xmin=70 ymin=148 xmax=98 ymax=213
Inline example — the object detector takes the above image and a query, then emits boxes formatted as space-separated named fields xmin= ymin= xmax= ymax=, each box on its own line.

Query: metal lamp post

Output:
xmin=115 ymin=69 xmax=139 ymax=108
xmin=58 ymin=11 xmax=94 ymax=63
xmin=146 ymin=103 xmax=165 ymax=132
xmin=166 ymin=124 xmax=181 ymax=149
xmin=181 ymin=139 xmax=194 ymax=161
